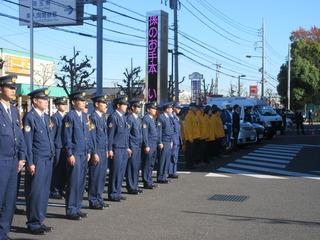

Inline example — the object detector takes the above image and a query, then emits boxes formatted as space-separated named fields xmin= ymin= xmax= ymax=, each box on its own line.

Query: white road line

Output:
xmin=248 ymin=153 xmax=293 ymax=160
xmin=226 ymin=163 xmax=320 ymax=180
xmin=243 ymin=156 xmax=290 ymax=164
xmin=258 ymin=147 xmax=300 ymax=154
xmin=177 ymin=171 xmax=191 ymax=174
xmin=217 ymin=167 xmax=287 ymax=179
xmin=311 ymin=171 xmax=320 ymax=174
xmin=265 ymin=144 xmax=303 ymax=149
xmin=205 ymin=173 xmax=230 ymax=177
xmin=235 ymin=159 xmax=286 ymax=168
xmin=254 ymin=150 xmax=297 ymax=156
xmin=290 ymin=144 xmax=320 ymax=148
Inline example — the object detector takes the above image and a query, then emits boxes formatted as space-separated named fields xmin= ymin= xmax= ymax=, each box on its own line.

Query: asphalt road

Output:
xmin=10 ymin=124 xmax=320 ymax=240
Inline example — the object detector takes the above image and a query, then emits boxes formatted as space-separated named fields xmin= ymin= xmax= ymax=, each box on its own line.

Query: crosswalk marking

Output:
xmin=205 ymin=173 xmax=230 ymax=177
xmin=226 ymin=163 xmax=320 ymax=180
xmin=217 ymin=167 xmax=288 ymax=179
xmin=234 ymin=159 xmax=286 ymax=168
xmin=242 ymin=156 xmax=290 ymax=164
xmin=257 ymin=148 xmax=299 ymax=154
xmin=247 ymin=153 xmax=293 ymax=160
xmin=265 ymin=144 xmax=303 ymax=150
xmin=253 ymin=150 xmax=297 ymax=156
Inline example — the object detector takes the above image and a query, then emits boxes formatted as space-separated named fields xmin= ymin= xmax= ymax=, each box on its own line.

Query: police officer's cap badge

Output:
xmin=24 ymin=125 xmax=31 ymax=132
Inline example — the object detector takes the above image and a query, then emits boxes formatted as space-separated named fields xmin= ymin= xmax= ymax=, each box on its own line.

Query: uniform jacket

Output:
xmin=51 ymin=111 xmax=65 ymax=149
xmin=172 ymin=113 xmax=182 ymax=146
xmin=0 ymin=103 xmax=25 ymax=160
xmin=127 ymin=113 xmax=142 ymax=149
xmin=90 ymin=111 xmax=108 ymax=152
xmin=107 ymin=111 xmax=129 ymax=151
xmin=142 ymin=114 xmax=158 ymax=148
xmin=23 ymin=108 xmax=54 ymax=165
xmin=157 ymin=113 xmax=174 ymax=144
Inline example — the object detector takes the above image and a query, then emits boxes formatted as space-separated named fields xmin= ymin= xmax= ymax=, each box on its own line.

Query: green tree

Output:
xmin=277 ymin=26 xmax=320 ymax=110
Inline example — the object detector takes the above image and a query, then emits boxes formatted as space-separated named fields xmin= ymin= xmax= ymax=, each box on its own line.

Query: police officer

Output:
xmin=142 ymin=102 xmax=159 ymax=189
xmin=157 ymin=103 xmax=174 ymax=183
xmin=50 ymin=97 xmax=68 ymax=200
xmin=169 ymin=102 xmax=182 ymax=179
xmin=0 ymin=75 xmax=26 ymax=240
xmin=232 ymin=104 xmax=241 ymax=150
xmin=23 ymin=88 xmax=54 ymax=235
xmin=107 ymin=96 xmax=130 ymax=202
xmin=63 ymin=91 xmax=92 ymax=220
xmin=88 ymin=94 xmax=109 ymax=209
xmin=126 ymin=100 xmax=143 ymax=194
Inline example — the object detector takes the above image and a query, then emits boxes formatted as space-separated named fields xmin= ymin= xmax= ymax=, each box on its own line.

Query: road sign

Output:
xmin=19 ymin=0 xmax=84 ymax=27
xmin=250 ymin=85 xmax=258 ymax=96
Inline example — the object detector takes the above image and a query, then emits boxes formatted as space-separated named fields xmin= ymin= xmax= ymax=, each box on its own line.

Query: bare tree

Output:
xmin=117 ymin=66 xmax=144 ymax=100
xmin=34 ymin=63 xmax=54 ymax=86
xmin=55 ymin=50 xmax=96 ymax=97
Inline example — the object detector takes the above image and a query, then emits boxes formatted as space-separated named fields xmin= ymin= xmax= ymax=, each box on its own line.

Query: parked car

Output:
xmin=237 ymin=122 xmax=257 ymax=145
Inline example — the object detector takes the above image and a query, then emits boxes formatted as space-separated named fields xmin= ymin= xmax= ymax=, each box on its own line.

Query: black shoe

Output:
xmin=50 ymin=193 xmax=63 ymax=199
xmin=152 ymin=183 xmax=159 ymax=188
xmin=120 ymin=196 xmax=127 ymax=200
xmin=89 ymin=204 xmax=103 ymax=210
xmin=168 ymin=174 xmax=179 ymax=179
xmin=137 ymin=189 xmax=144 ymax=193
xmin=108 ymin=198 xmax=121 ymax=202
xmin=67 ymin=214 xmax=82 ymax=220
xmin=127 ymin=189 xmax=138 ymax=195
xmin=28 ymin=227 xmax=46 ymax=235
xmin=78 ymin=211 xmax=88 ymax=218
xmin=144 ymin=185 xmax=153 ymax=189
xmin=102 ymin=202 xmax=110 ymax=208
xmin=15 ymin=207 xmax=24 ymax=214
xmin=157 ymin=180 xmax=169 ymax=184
xmin=41 ymin=224 xmax=53 ymax=232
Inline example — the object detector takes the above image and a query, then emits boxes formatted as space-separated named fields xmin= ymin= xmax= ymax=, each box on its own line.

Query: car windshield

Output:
xmin=255 ymin=105 xmax=277 ymax=116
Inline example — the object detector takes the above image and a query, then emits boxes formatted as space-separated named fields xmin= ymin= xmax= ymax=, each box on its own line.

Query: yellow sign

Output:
xmin=5 ymin=55 xmax=30 ymax=75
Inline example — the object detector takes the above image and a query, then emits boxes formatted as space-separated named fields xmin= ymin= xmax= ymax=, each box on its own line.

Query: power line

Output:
xmin=103 ymin=7 xmax=145 ymax=23
xmin=183 ymin=0 xmax=255 ymax=43
xmin=180 ymin=1 xmax=240 ymax=45
xmin=106 ymin=0 xmax=146 ymax=19
xmin=106 ymin=19 xmax=145 ymax=33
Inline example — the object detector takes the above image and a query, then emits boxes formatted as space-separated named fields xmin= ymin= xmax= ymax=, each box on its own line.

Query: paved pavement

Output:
xmin=10 ymin=125 xmax=320 ymax=240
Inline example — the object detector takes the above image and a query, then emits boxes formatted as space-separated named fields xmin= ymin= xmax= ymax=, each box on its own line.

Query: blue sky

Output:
xmin=0 ymin=0 xmax=319 ymax=96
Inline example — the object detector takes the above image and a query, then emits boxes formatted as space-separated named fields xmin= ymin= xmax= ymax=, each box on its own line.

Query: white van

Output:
xmin=207 ymin=97 xmax=283 ymax=138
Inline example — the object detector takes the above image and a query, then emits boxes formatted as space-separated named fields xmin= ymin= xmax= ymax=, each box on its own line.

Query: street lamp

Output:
xmin=238 ymin=75 xmax=246 ymax=96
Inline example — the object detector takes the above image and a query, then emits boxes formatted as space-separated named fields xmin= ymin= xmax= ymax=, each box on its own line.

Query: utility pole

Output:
xmin=287 ymin=43 xmax=291 ymax=110
xmin=173 ymin=0 xmax=179 ymax=101
xmin=261 ymin=19 xmax=265 ymax=98
xmin=30 ymin=0 xmax=34 ymax=92
xmin=214 ymin=64 xmax=220 ymax=95
xmin=96 ymin=0 xmax=103 ymax=95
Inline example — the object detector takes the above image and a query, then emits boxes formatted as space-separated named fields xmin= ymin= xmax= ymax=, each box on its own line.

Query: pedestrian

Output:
xmin=308 ymin=110 xmax=313 ymax=125
xmin=169 ymin=102 xmax=182 ymax=178
xmin=221 ymin=104 xmax=233 ymax=151
xmin=0 ymin=74 xmax=26 ymax=240
xmin=296 ymin=111 xmax=305 ymax=135
xmin=232 ymin=105 xmax=241 ymax=150
xmin=50 ymin=97 xmax=68 ymax=200
xmin=63 ymin=91 xmax=92 ymax=220
xmin=182 ymin=103 xmax=201 ymax=169
xmin=126 ymin=100 xmax=143 ymax=194
xmin=107 ymin=96 xmax=131 ymax=202
xmin=157 ymin=103 xmax=174 ymax=183
xmin=142 ymin=102 xmax=159 ymax=189
xmin=23 ymin=88 xmax=54 ymax=235
xmin=88 ymin=95 xmax=110 ymax=209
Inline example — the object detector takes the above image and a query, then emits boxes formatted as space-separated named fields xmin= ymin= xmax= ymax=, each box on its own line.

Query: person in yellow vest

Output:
xmin=203 ymin=106 xmax=213 ymax=164
xmin=182 ymin=103 xmax=200 ymax=169
xmin=196 ymin=105 xmax=208 ymax=166
xmin=211 ymin=105 xmax=225 ymax=159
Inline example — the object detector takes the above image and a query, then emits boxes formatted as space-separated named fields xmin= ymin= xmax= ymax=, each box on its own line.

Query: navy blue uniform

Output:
xmin=50 ymin=111 xmax=67 ymax=197
xmin=107 ymin=111 xmax=129 ymax=200
xmin=157 ymin=113 xmax=174 ymax=182
xmin=23 ymin=108 xmax=54 ymax=231
xmin=0 ymin=103 xmax=25 ymax=239
xmin=142 ymin=114 xmax=158 ymax=187
xmin=88 ymin=111 xmax=108 ymax=207
xmin=169 ymin=113 xmax=182 ymax=176
xmin=126 ymin=113 xmax=142 ymax=192
xmin=63 ymin=110 xmax=91 ymax=217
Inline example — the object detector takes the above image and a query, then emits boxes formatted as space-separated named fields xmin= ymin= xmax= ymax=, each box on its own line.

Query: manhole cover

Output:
xmin=208 ymin=194 xmax=249 ymax=202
